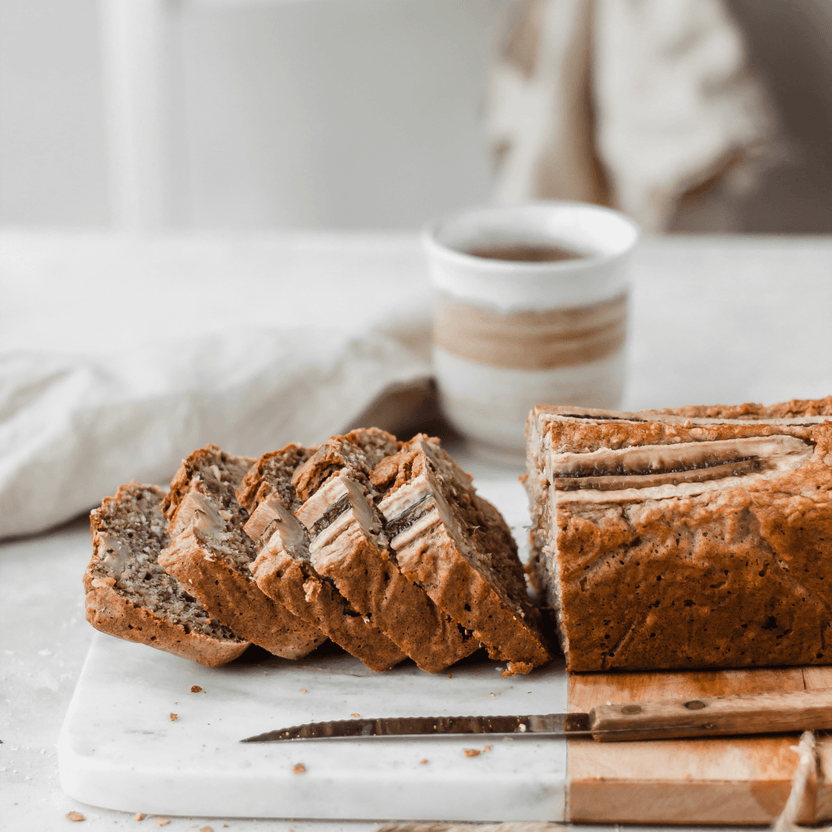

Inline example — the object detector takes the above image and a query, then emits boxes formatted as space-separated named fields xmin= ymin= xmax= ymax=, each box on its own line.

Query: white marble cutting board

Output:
xmin=58 ymin=475 xmax=569 ymax=822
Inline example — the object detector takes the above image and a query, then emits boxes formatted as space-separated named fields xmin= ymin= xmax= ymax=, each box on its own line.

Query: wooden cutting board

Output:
xmin=568 ymin=664 xmax=832 ymax=824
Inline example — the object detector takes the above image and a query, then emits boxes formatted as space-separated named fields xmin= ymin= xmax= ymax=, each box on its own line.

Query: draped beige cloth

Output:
xmin=487 ymin=0 xmax=783 ymax=232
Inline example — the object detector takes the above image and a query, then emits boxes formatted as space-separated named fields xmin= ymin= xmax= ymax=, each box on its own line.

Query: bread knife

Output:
xmin=241 ymin=688 xmax=832 ymax=743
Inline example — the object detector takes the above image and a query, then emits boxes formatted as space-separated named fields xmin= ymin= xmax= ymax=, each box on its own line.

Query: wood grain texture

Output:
xmin=589 ymin=688 xmax=832 ymax=741
xmin=567 ymin=666 xmax=832 ymax=824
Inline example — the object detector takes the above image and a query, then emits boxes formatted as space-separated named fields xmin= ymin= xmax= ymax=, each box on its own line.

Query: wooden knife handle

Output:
xmin=588 ymin=688 xmax=832 ymax=742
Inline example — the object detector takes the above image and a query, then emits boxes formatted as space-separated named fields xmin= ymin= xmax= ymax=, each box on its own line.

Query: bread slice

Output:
xmin=287 ymin=428 xmax=480 ymax=672
xmin=85 ymin=482 xmax=249 ymax=666
xmin=371 ymin=435 xmax=551 ymax=675
xmin=525 ymin=400 xmax=832 ymax=671
xmin=158 ymin=445 xmax=326 ymax=660
xmin=236 ymin=443 xmax=407 ymax=671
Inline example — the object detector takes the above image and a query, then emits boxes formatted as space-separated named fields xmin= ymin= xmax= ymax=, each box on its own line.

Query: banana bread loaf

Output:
xmin=525 ymin=400 xmax=832 ymax=671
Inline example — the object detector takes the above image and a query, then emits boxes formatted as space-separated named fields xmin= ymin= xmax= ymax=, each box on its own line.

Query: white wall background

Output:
xmin=0 ymin=0 xmax=110 ymax=227
xmin=2 ymin=0 xmax=832 ymax=233
xmin=0 ymin=0 xmax=509 ymax=231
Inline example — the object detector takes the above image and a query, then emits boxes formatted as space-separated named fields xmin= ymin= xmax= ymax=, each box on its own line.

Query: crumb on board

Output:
xmin=190 ymin=685 xmax=203 ymax=693
xmin=420 ymin=759 xmax=429 ymax=765
xmin=350 ymin=713 xmax=360 ymax=718
xmin=169 ymin=713 xmax=178 ymax=722
xmin=134 ymin=813 xmax=145 ymax=821
xmin=200 ymin=826 xmax=213 ymax=832
xmin=463 ymin=749 xmax=481 ymax=758
xmin=483 ymin=745 xmax=492 ymax=752
xmin=293 ymin=763 xmax=306 ymax=774
xmin=154 ymin=819 xmax=170 ymax=827
xmin=66 ymin=811 xmax=85 ymax=822
xmin=300 ymin=688 xmax=307 ymax=693
xmin=447 ymin=673 xmax=452 ymax=678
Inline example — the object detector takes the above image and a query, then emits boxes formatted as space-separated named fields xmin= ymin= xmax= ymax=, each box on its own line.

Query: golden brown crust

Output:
xmin=305 ymin=528 xmax=478 ymax=673
xmin=159 ymin=526 xmax=324 ymax=660
xmin=250 ymin=542 xmax=406 ymax=671
xmin=84 ymin=583 xmax=248 ymax=667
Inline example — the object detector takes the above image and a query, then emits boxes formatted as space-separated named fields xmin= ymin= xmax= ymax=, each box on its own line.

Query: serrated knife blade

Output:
xmin=240 ymin=688 xmax=832 ymax=744
xmin=241 ymin=712 xmax=589 ymax=743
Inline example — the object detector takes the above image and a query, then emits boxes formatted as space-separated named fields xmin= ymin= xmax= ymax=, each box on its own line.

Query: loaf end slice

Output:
xmin=159 ymin=445 xmax=326 ymax=660
xmin=237 ymin=444 xmax=407 ymax=672
xmin=373 ymin=435 xmax=552 ymax=675
xmin=85 ymin=482 xmax=249 ymax=667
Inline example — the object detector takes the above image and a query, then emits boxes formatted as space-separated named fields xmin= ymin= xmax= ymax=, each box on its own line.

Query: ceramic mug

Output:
xmin=421 ymin=201 xmax=639 ymax=459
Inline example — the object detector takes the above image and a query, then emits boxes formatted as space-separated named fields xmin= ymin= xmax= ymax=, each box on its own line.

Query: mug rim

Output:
xmin=421 ymin=200 xmax=640 ymax=273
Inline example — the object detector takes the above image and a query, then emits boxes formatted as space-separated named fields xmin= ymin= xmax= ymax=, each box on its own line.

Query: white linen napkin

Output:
xmin=487 ymin=0 xmax=782 ymax=231
xmin=0 ymin=326 xmax=432 ymax=541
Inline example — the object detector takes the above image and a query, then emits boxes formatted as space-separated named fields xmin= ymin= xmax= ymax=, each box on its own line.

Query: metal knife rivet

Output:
xmin=621 ymin=704 xmax=642 ymax=715
xmin=684 ymin=700 xmax=707 ymax=710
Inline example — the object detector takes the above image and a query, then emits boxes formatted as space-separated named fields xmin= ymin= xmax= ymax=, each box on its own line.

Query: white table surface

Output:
xmin=2 ymin=229 xmax=832 ymax=831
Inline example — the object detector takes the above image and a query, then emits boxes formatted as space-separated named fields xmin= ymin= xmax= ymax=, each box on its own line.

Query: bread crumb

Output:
xmin=66 ymin=811 xmax=85 ymax=822
xmin=447 ymin=673 xmax=452 ymax=678
xmin=190 ymin=685 xmax=203 ymax=693
xmin=483 ymin=745 xmax=492 ymax=752
xmin=154 ymin=819 xmax=170 ymax=827
xmin=463 ymin=749 xmax=481 ymax=758
xmin=134 ymin=813 xmax=145 ymax=821
xmin=420 ymin=759 xmax=429 ymax=765
xmin=350 ymin=713 xmax=360 ymax=718
xmin=300 ymin=688 xmax=307 ymax=693
xmin=169 ymin=713 xmax=178 ymax=722
xmin=200 ymin=827 xmax=213 ymax=832
xmin=293 ymin=763 xmax=306 ymax=774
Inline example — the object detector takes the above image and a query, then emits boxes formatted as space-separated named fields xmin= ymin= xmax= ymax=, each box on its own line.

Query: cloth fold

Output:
xmin=0 ymin=327 xmax=433 ymax=541
xmin=487 ymin=0 xmax=782 ymax=231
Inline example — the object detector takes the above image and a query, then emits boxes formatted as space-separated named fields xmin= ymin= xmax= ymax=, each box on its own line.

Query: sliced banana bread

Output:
xmin=158 ymin=445 xmax=326 ymax=660
xmin=288 ymin=429 xmax=480 ymax=673
xmin=85 ymin=481 xmax=249 ymax=666
xmin=525 ymin=401 xmax=832 ymax=671
xmin=236 ymin=443 xmax=407 ymax=672
xmin=372 ymin=435 xmax=551 ymax=675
